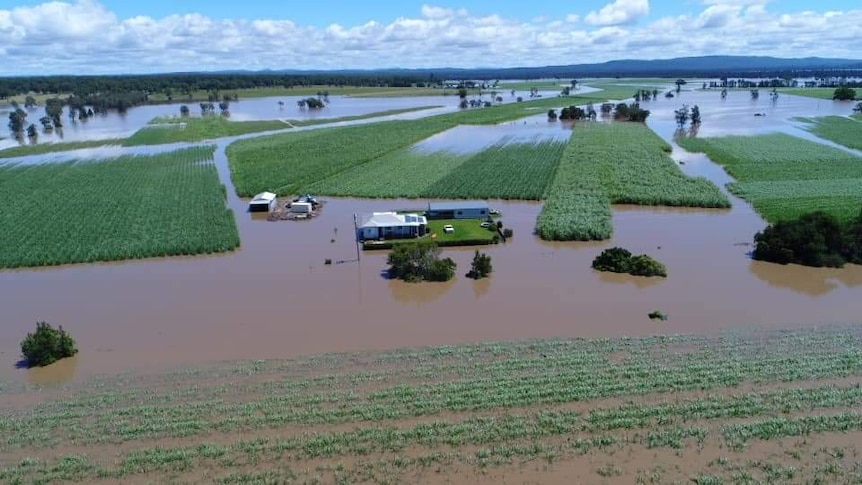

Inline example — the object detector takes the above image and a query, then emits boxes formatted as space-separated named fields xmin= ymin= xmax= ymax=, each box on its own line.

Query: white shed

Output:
xmin=249 ymin=192 xmax=277 ymax=212
xmin=290 ymin=202 xmax=313 ymax=214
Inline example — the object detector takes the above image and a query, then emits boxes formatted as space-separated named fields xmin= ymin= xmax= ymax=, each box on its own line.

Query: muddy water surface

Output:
xmin=2 ymin=90 xmax=861 ymax=387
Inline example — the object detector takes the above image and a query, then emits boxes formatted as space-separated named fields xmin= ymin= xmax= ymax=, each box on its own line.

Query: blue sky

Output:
xmin=0 ymin=0 xmax=860 ymax=74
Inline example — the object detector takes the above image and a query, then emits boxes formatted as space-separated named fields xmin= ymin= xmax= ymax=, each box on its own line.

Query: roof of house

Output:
xmin=428 ymin=200 xmax=488 ymax=212
xmin=357 ymin=212 xmax=427 ymax=228
xmin=251 ymin=191 xmax=276 ymax=203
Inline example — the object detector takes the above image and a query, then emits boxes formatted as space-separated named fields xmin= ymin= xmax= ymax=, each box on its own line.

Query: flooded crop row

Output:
xmin=1 ymin=87 xmax=860 ymax=386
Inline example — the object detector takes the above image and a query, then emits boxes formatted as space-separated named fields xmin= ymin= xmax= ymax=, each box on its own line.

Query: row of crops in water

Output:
xmin=2 ymin=325 xmax=860 ymax=483
xmin=678 ymin=133 xmax=862 ymax=222
xmin=537 ymin=123 xmax=731 ymax=240
xmin=306 ymin=137 xmax=567 ymax=200
xmin=0 ymin=146 xmax=239 ymax=268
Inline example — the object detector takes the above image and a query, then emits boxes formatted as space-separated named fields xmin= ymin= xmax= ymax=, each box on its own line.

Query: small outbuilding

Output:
xmin=249 ymin=191 xmax=277 ymax=213
xmin=427 ymin=201 xmax=489 ymax=220
xmin=356 ymin=212 xmax=427 ymax=241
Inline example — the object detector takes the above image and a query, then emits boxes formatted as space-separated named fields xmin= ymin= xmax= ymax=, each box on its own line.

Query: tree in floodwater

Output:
xmin=8 ymin=108 xmax=27 ymax=133
xmin=387 ymin=240 xmax=456 ymax=282
xmin=218 ymin=101 xmax=230 ymax=115
xmin=45 ymin=98 xmax=63 ymax=127
xmin=466 ymin=251 xmax=493 ymax=279
xmin=20 ymin=322 xmax=78 ymax=368
xmin=721 ymin=89 xmax=728 ymax=99
xmin=675 ymin=79 xmax=686 ymax=92
xmin=547 ymin=109 xmax=557 ymax=121
xmin=39 ymin=116 xmax=53 ymax=132
xmin=24 ymin=95 xmax=38 ymax=109
xmin=674 ymin=105 xmax=689 ymax=128
xmin=179 ymin=105 xmax=190 ymax=116
xmin=690 ymin=105 xmax=701 ymax=125
xmin=26 ymin=123 xmax=38 ymax=140
xmin=750 ymin=89 xmax=760 ymax=100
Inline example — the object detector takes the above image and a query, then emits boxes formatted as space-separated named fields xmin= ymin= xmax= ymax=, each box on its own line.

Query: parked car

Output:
xmin=443 ymin=225 xmax=455 ymax=234
xmin=479 ymin=221 xmax=491 ymax=228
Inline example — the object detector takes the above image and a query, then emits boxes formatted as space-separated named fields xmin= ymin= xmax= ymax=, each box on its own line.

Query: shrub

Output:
xmin=466 ymin=251 xmax=493 ymax=279
xmin=833 ymin=86 xmax=856 ymax=101
xmin=503 ymin=228 xmax=513 ymax=238
xmin=592 ymin=247 xmax=633 ymax=273
xmin=648 ymin=311 xmax=668 ymax=321
xmin=629 ymin=254 xmax=668 ymax=277
xmin=592 ymin=247 xmax=667 ymax=277
xmin=20 ymin=322 xmax=78 ymax=368
xmin=427 ymin=258 xmax=457 ymax=282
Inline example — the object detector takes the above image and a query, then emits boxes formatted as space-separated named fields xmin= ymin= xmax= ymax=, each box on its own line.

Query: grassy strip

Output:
xmin=0 ymin=138 xmax=125 ymax=159
xmin=778 ymin=88 xmax=855 ymax=100
xmin=0 ymin=147 xmax=239 ymax=268
xmin=678 ymin=134 xmax=862 ymax=222
xmin=796 ymin=115 xmax=862 ymax=150
xmin=422 ymin=138 xmax=566 ymax=200
xmin=537 ymin=123 xmax=730 ymax=240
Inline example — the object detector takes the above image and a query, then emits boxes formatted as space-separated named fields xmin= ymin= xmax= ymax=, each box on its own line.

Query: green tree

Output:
xmin=628 ymin=254 xmax=667 ymax=277
xmin=179 ymin=105 xmax=190 ymax=116
xmin=674 ymin=105 xmax=689 ymax=128
xmin=833 ymin=86 xmax=857 ymax=101
xmin=387 ymin=240 xmax=456 ymax=282
xmin=24 ymin=95 xmax=38 ymax=108
xmin=753 ymin=211 xmax=849 ymax=267
xmin=26 ymin=123 xmax=38 ymax=139
xmin=547 ymin=109 xmax=557 ymax=121
xmin=466 ymin=251 xmax=493 ymax=279
xmin=20 ymin=322 xmax=78 ymax=368
xmin=592 ymin=247 xmax=632 ymax=273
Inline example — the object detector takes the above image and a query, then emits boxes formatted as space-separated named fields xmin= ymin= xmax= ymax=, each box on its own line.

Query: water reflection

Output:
xmin=26 ymin=355 xmax=79 ymax=388
xmin=597 ymin=271 xmax=665 ymax=289
xmin=472 ymin=278 xmax=491 ymax=299
xmin=388 ymin=279 xmax=455 ymax=305
xmin=748 ymin=260 xmax=862 ymax=297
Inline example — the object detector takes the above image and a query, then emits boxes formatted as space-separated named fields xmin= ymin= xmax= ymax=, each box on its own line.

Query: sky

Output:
xmin=0 ymin=0 xmax=860 ymax=75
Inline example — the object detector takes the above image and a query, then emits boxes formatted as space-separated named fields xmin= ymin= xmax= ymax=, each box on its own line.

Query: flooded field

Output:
xmin=0 ymin=88 xmax=560 ymax=149
xmin=1 ymin=89 xmax=860 ymax=386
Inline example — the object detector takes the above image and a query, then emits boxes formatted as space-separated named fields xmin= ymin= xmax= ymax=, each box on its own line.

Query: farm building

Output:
xmin=249 ymin=191 xmax=277 ymax=212
xmin=427 ymin=201 xmax=489 ymax=220
xmin=356 ymin=212 xmax=427 ymax=241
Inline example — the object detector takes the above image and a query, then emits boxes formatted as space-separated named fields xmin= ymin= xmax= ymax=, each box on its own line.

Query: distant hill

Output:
xmin=256 ymin=55 xmax=862 ymax=79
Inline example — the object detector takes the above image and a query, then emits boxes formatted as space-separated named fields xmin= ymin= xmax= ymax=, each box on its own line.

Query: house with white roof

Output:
xmin=355 ymin=212 xmax=427 ymax=241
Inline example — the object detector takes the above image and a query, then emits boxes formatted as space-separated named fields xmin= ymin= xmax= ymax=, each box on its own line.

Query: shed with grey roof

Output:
xmin=427 ymin=200 xmax=489 ymax=220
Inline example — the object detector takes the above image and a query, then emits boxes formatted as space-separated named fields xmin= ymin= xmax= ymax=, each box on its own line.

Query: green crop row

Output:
xmin=537 ymin=122 xmax=730 ymax=240
xmin=226 ymin=118 xmax=456 ymax=196
xmin=0 ymin=147 xmax=239 ymax=269
xmin=678 ymin=133 xmax=862 ymax=222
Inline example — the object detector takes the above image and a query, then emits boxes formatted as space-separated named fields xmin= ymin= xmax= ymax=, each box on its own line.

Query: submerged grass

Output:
xmin=678 ymin=133 xmax=862 ymax=222
xmin=124 ymin=106 xmax=442 ymax=146
xmin=778 ymin=88 xmax=856 ymax=100
xmin=1 ymin=326 xmax=861 ymax=483
xmin=537 ymin=122 xmax=730 ymax=240
xmin=0 ymin=138 xmax=125 ymax=159
xmin=0 ymin=146 xmax=239 ymax=268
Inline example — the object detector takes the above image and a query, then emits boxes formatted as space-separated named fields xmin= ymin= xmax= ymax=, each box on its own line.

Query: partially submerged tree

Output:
xmin=690 ymin=105 xmax=701 ymax=125
xmin=466 ymin=251 xmax=493 ymax=279
xmin=753 ymin=210 xmax=861 ymax=267
xmin=387 ymin=240 xmax=456 ymax=282
xmin=674 ymin=105 xmax=689 ymax=128
xmin=20 ymin=322 xmax=78 ymax=368
xmin=592 ymin=247 xmax=667 ymax=277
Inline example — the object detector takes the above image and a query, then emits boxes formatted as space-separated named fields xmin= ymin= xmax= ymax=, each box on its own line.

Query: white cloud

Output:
xmin=585 ymin=0 xmax=650 ymax=26
xmin=0 ymin=1 xmax=860 ymax=75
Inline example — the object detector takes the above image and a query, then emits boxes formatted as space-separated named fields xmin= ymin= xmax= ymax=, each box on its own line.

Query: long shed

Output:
xmin=427 ymin=201 xmax=489 ymax=220
xmin=249 ymin=192 xmax=277 ymax=212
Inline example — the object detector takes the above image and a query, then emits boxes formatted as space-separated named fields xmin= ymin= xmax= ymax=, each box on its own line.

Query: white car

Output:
xmin=443 ymin=225 xmax=455 ymax=233
xmin=479 ymin=221 xmax=491 ymax=228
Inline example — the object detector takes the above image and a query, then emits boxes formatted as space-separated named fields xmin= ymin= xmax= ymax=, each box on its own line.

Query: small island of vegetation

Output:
xmin=592 ymin=247 xmax=668 ymax=277
xmin=20 ymin=321 xmax=78 ymax=368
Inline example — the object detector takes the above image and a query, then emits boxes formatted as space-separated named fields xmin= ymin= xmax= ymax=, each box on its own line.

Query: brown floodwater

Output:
xmin=2 ymin=91 xmax=861 ymax=387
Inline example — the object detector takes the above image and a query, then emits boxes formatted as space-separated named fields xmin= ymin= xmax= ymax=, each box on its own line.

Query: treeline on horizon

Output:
xmin=2 ymin=64 xmax=862 ymax=101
